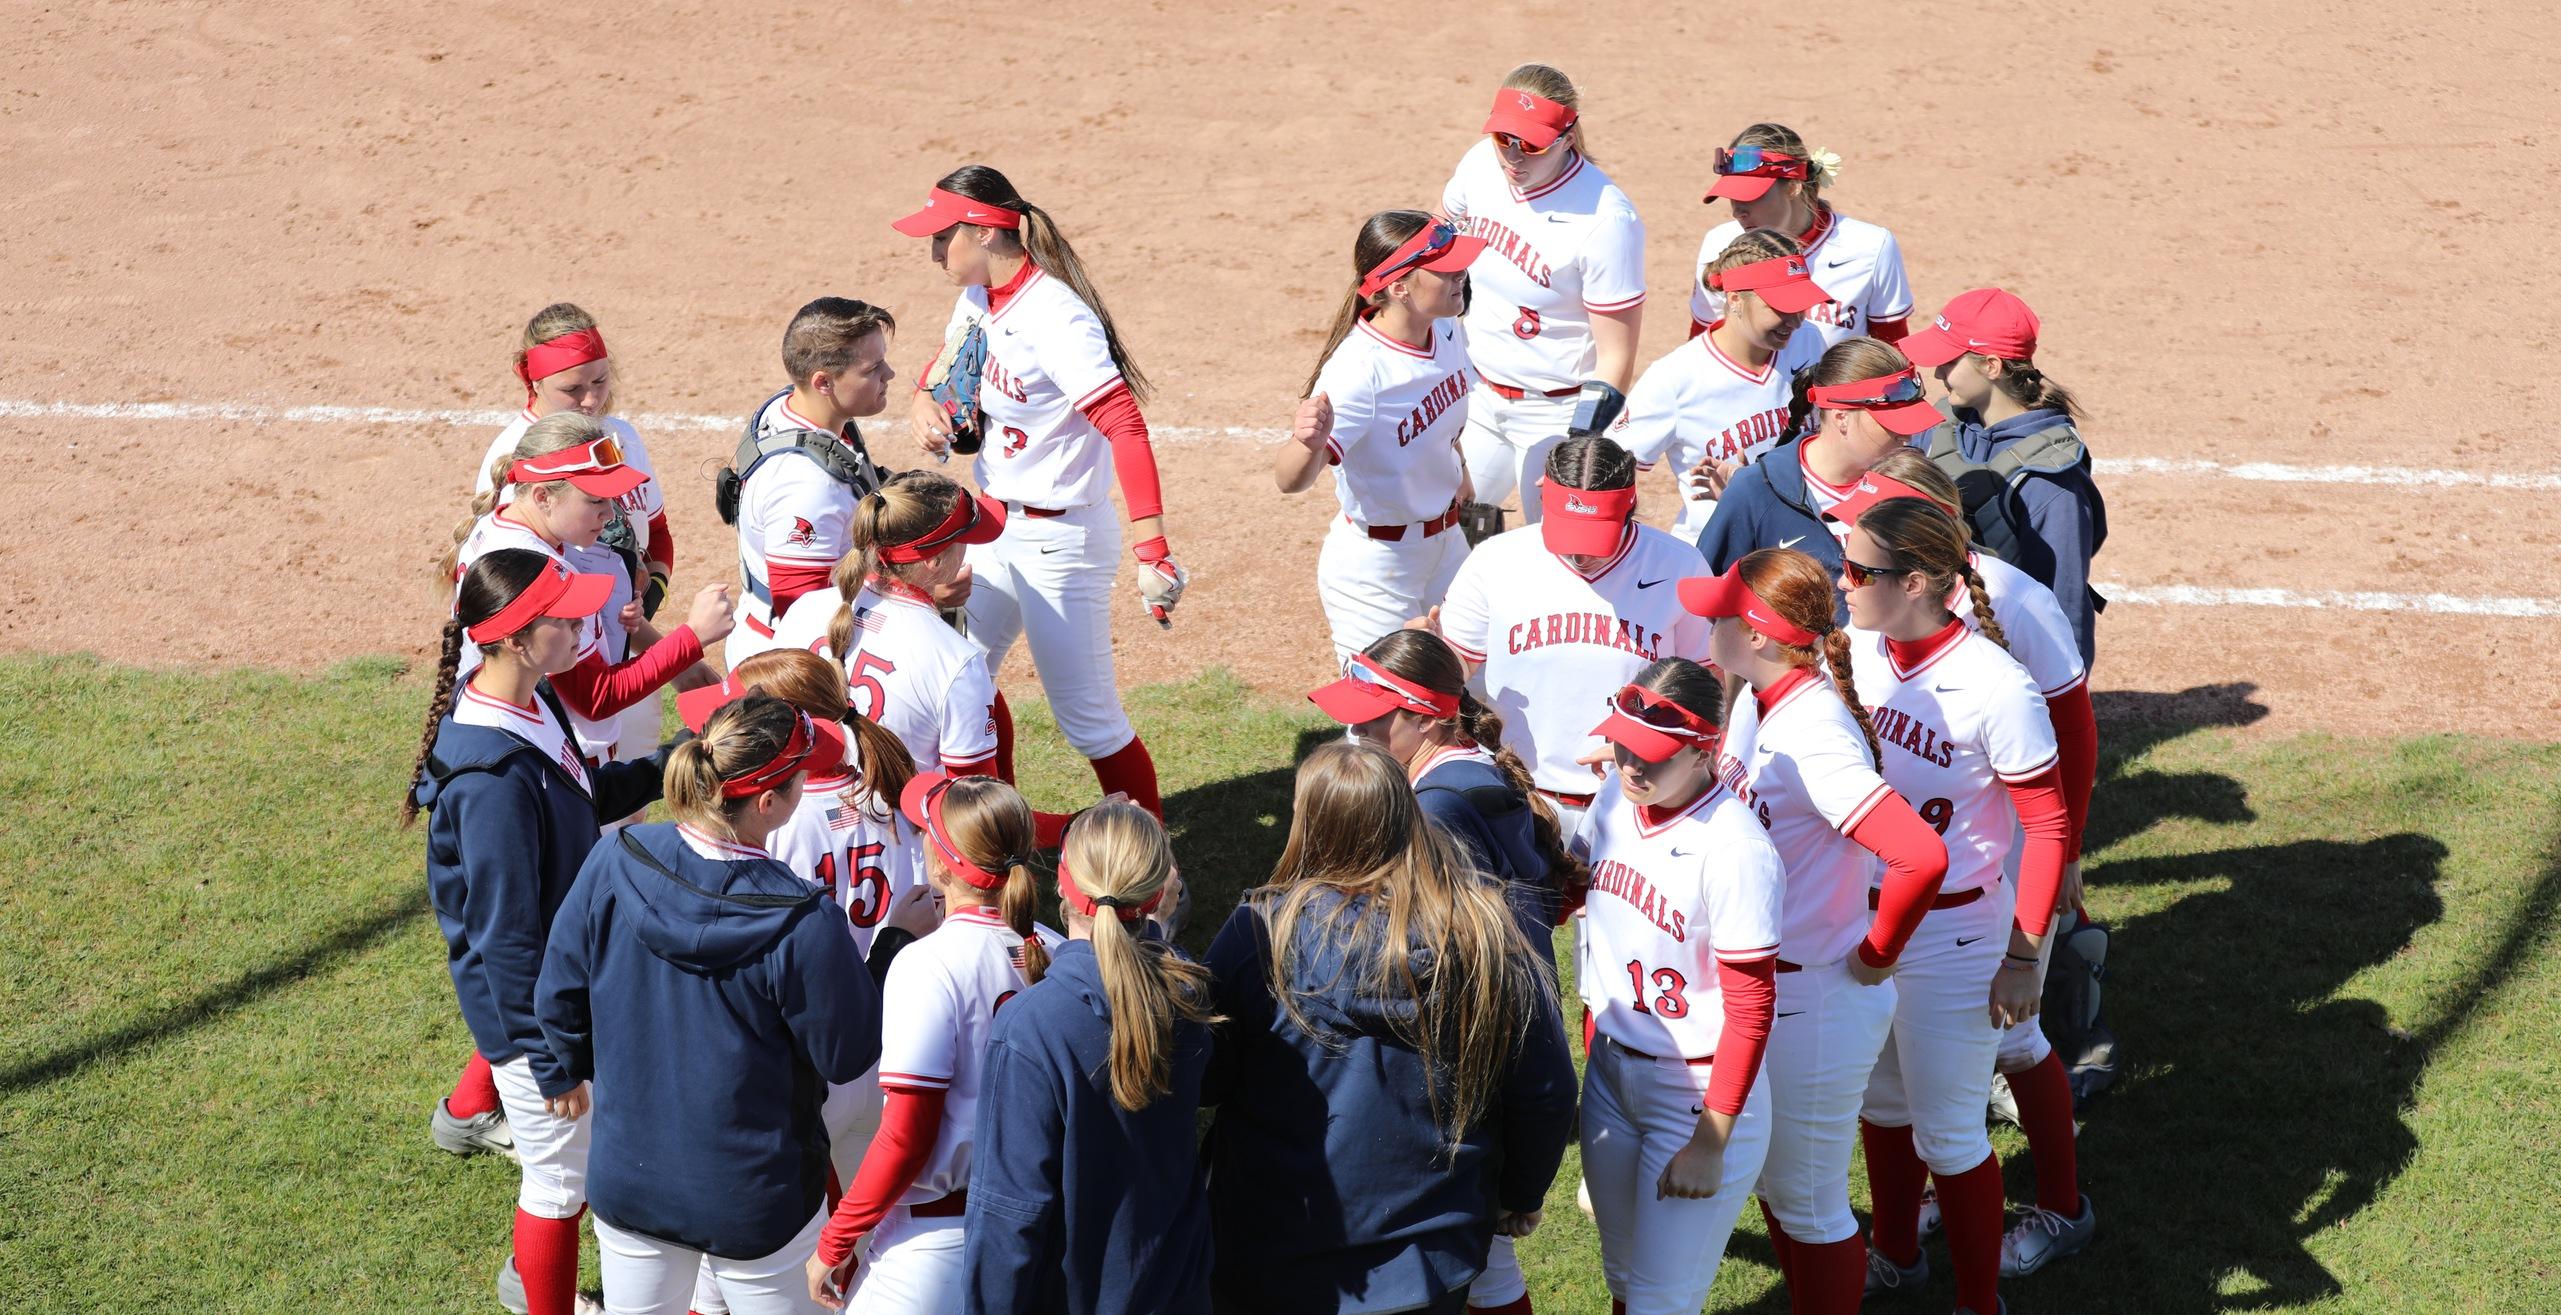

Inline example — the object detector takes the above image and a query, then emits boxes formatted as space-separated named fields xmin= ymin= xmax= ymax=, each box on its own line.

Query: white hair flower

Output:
xmin=1809 ymin=148 xmax=1844 ymax=187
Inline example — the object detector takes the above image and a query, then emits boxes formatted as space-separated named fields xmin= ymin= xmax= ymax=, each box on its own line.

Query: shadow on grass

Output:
xmin=1158 ymin=725 xmax=1341 ymax=958
xmin=0 ymin=893 xmax=429 ymax=1095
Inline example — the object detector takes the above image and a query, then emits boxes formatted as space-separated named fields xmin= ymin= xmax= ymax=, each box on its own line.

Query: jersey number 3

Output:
xmin=1623 ymin=959 xmax=1690 ymax=1019
xmin=815 ymin=841 xmax=890 ymax=928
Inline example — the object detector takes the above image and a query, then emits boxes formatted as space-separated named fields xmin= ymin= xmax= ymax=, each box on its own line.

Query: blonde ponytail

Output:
xmin=1063 ymin=802 xmax=1220 ymax=1110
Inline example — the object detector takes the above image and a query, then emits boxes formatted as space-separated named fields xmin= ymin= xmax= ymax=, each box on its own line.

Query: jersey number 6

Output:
xmin=1511 ymin=308 xmax=1542 ymax=340
xmin=815 ymin=841 xmax=890 ymax=928
xmin=1623 ymin=959 xmax=1690 ymax=1019
xmin=847 ymin=651 xmax=897 ymax=720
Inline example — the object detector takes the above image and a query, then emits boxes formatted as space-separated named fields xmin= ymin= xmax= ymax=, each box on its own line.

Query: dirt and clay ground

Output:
xmin=4 ymin=1 xmax=2556 ymax=736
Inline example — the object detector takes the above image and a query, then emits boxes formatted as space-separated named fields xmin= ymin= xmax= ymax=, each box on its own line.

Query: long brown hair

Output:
xmin=1726 ymin=121 xmax=1835 ymax=202
xmin=1856 ymin=497 xmax=2009 ymax=650
xmin=1259 ymin=742 xmax=1549 ymax=1151
xmin=732 ymin=649 xmax=916 ymax=816
xmin=1732 ymin=548 xmax=1883 ymax=765
xmin=935 ymin=165 xmax=1149 ymax=402
xmin=403 ymin=548 xmax=556 ymax=826
xmin=929 ymin=776 xmax=1051 ymax=985
xmin=1357 ymin=630 xmax=1585 ymax=892
xmin=1059 ymin=802 xmax=1221 ymax=1110
xmin=1303 ymin=209 xmax=1436 ymax=397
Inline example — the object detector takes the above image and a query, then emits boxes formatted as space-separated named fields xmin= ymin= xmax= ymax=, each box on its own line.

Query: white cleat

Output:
xmin=433 ymin=1099 xmax=518 ymax=1162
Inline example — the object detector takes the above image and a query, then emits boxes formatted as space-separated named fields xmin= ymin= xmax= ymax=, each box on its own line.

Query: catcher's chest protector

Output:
xmin=715 ymin=389 xmax=883 ymax=525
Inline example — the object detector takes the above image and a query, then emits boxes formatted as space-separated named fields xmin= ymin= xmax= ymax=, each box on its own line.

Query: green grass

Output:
xmin=2 ymin=657 xmax=2555 ymax=1312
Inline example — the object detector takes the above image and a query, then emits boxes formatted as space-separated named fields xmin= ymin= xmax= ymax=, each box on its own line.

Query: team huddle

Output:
xmin=407 ymin=61 xmax=2110 ymax=1315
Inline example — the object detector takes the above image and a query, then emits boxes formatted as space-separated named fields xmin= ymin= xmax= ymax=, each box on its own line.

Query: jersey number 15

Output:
xmin=815 ymin=841 xmax=890 ymax=928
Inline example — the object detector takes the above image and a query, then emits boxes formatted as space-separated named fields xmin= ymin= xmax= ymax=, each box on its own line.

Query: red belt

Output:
xmin=1358 ymin=500 xmax=1462 ymax=543
xmin=1869 ymin=886 xmax=1986 ymax=911
xmin=1485 ymin=380 xmax=1581 ymax=402
xmin=911 ymin=1190 xmax=967 ymax=1218
xmin=1008 ymin=502 xmax=1067 ymax=519
xmin=1537 ymin=787 xmax=1596 ymax=809
xmin=1613 ymin=1035 xmax=1713 ymax=1067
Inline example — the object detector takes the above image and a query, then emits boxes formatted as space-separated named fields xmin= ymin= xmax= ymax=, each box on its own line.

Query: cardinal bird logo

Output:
xmin=1565 ymin=494 xmax=1598 ymax=516
xmin=1516 ymin=92 xmax=1536 ymax=111
xmin=788 ymin=516 xmax=817 ymax=546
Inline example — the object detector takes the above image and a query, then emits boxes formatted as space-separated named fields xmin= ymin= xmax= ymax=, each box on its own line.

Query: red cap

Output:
xmin=891 ymin=186 xmax=1024 ymax=237
xmin=1358 ymin=222 xmax=1489 ymax=298
xmin=1707 ymin=254 xmax=1832 ymax=315
xmin=1823 ymin=470 xmax=1943 ymax=528
xmin=1307 ymin=653 xmax=1462 ymax=726
xmin=1898 ymin=288 xmax=2041 ymax=368
xmin=509 ymin=434 xmax=647 ymax=499
xmin=900 ymin=771 xmax=1009 ymax=890
xmin=1538 ymin=480 xmax=1638 ymax=557
xmin=1677 ymin=565 xmax=1819 ymax=647
xmin=878 ymin=491 xmax=1008 ymax=564
xmin=1591 ymin=684 xmax=1721 ymax=764
xmin=1483 ymin=88 xmax=1577 ymax=149
xmin=464 ymin=556 xmax=614 ymax=644
xmin=1807 ymin=367 xmax=1942 ymax=437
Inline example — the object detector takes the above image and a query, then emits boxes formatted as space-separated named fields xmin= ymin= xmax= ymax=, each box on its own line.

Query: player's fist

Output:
xmin=911 ymin=389 xmax=955 ymax=453
xmin=806 ymin=1251 xmax=858 ymax=1309
xmin=882 ymin=886 xmax=942 ymax=939
xmin=543 ymin=1081 xmax=591 ymax=1121
xmin=1292 ymin=392 xmax=1334 ymax=451
xmin=686 ymin=583 xmax=738 ymax=644
xmin=1657 ymin=1134 xmax=1727 ymax=1200
xmin=1493 ymin=1209 xmax=1544 ymax=1238
xmin=1989 ymin=958 xmax=2042 ymax=1029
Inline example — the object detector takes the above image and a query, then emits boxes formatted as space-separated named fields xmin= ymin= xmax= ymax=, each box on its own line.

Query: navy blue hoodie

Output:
xmin=963 ymin=936 xmax=1215 ymax=1315
xmin=536 ymin=823 xmax=881 ymax=1260
xmin=1201 ymin=890 xmax=1576 ymax=1315
xmin=412 ymin=685 xmax=668 ymax=1095
xmin=1414 ymin=754 xmax=1560 ymax=968
xmin=1696 ymin=437 xmax=1847 ymax=602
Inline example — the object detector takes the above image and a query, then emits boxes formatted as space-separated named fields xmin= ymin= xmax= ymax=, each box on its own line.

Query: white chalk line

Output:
xmin=10 ymin=395 xmax=2558 ymax=619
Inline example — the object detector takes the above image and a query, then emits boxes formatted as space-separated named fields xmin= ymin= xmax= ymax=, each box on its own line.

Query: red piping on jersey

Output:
xmin=549 ymin=625 xmax=704 ymax=723
xmin=1796 ymin=438 xmax=1860 ymax=503
xmin=1584 ymin=290 xmax=1646 ymax=313
xmin=1701 ymin=325 xmax=1778 ymax=385
xmin=2047 ymin=682 xmax=2099 ymax=862
xmin=1080 ymin=383 xmax=1165 ymax=522
xmin=778 ymin=395 xmax=832 ymax=436
xmin=1632 ymin=779 xmax=1723 ymax=839
xmin=459 ymin=682 xmax=546 ymax=726
xmin=1796 ymin=206 xmax=1837 ymax=256
xmin=816 ymin=1085 xmax=947 ymax=1266
xmin=868 ymin=577 xmax=938 ymax=609
xmin=2005 ymin=767 xmax=2072 ymax=936
xmin=1848 ymin=794 xmax=1950 ymax=967
xmin=1869 ymin=316 xmax=1910 ymax=344
xmin=1512 ymin=150 xmax=1587 ymax=203
xmin=1559 ymin=524 xmax=1638 ymax=582
xmin=1704 ymin=957 xmax=1775 ymax=1117
xmin=1753 ymin=665 xmax=1823 ymax=718
xmin=1881 ymin=618 xmax=1969 ymax=682
xmin=985 ymin=259 xmax=1038 ymax=318
xmin=493 ymin=506 xmax=562 ymax=551
xmin=1356 ymin=317 xmax=1435 ymax=359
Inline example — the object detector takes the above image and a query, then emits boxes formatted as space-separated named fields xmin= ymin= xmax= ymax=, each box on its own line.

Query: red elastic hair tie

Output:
xmin=1055 ymin=857 xmax=1164 ymax=922
xmin=515 ymin=328 xmax=608 ymax=403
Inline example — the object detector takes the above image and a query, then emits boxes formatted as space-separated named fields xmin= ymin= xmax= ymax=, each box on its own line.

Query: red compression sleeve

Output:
xmin=645 ymin=510 xmax=674 ymax=574
xmin=1705 ymin=958 xmax=1776 ymax=1117
xmin=817 ymin=1085 xmax=947 ymax=1266
xmin=1869 ymin=316 xmax=1911 ymax=344
xmin=1849 ymin=792 xmax=1951 ymax=967
xmin=2047 ymin=682 xmax=2099 ymax=861
xmin=2006 ymin=768 xmax=2073 ymax=935
xmin=547 ymin=626 xmax=703 ymax=722
xmin=1080 ymin=385 xmax=1165 ymax=522
xmin=767 ymin=562 xmax=835 ymax=618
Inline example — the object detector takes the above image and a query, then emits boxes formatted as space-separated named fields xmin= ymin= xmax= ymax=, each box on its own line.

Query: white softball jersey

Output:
xmin=942 ymin=270 xmax=1128 ymax=510
xmin=1689 ymin=211 xmax=1913 ymax=351
xmin=1610 ymin=325 xmax=1825 ymax=540
xmin=1439 ymin=524 xmax=1712 ymax=794
xmin=1718 ymin=672 xmax=1893 ymax=967
xmin=450 ymin=679 xmax=592 ymax=797
xmin=770 ymin=582 xmax=1001 ymax=774
xmin=1963 ymin=552 xmax=2087 ymax=698
xmin=766 ymin=773 xmax=928 ymax=960
xmin=1845 ymin=626 xmax=2057 ymax=895
xmin=1441 ymin=141 xmax=1648 ymax=392
xmin=1572 ymin=775 xmax=1786 ymax=1059
xmin=451 ymin=509 xmax=641 ymax=761
xmin=472 ymin=411 xmax=666 ymax=545
xmin=1312 ymin=317 xmax=1474 ymax=528
xmin=873 ymin=907 xmax=1059 ymax=1202
xmin=732 ymin=392 xmax=887 ymax=652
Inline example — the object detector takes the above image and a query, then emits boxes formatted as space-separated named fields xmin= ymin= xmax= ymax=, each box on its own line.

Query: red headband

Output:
xmin=464 ymin=556 xmax=612 ymax=643
xmin=719 ymin=710 xmax=822 ymax=798
xmin=515 ymin=329 xmax=607 ymax=404
xmin=1055 ymin=856 xmax=1164 ymax=922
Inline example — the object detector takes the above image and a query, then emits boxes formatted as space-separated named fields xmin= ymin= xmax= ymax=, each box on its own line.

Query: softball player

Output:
xmin=728 ymin=298 xmax=899 ymax=663
xmin=1572 ymin=658 xmax=1784 ymax=1315
xmin=1682 ymin=551 xmax=1951 ymax=1315
xmin=1276 ymin=209 xmax=1486 ymax=664
xmin=1609 ymin=229 xmax=1829 ymax=544
xmin=1691 ymin=123 xmax=1913 ymax=351
xmin=1835 ymin=497 xmax=2072 ymax=1315
xmin=962 ymin=801 xmax=1218 ymax=1315
xmin=407 ymin=549 xmax=675 ymax=1315
xmin=1437 ymin=436 xmax=1710 ymax=835
xmin=892 ymin=166 xmax=1183 ymax=819
xmin=534 ymin=691 xmax=882 ymax=1315
xmin=1440 ymin=64 xmax=1647 ymax=525
xmin=771 ymin=471 xmax=1007 ymax=776
xmin=808 ymin=773 xmax=1059 ymax=1313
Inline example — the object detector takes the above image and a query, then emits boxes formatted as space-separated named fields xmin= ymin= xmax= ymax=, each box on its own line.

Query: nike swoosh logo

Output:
xmin=1547 ymin=214 xmax=1574 ymax=223
xmin=1779 ymin=536 xmax=1806 ymax=549
xmin=1933 ymin=682 xmax=1963 ymax=693
xmin=1669 ymin=847 xmax=1692 ymax=857
xmin=1689 ymin=1103 xmax=1706 ymax=1116
xmin=1638 ymin=578 xmax=1666 ymax=589
xmin=1776 ymin=1010 xmax=1805 ymax=1019
xmin=1827 ymin=257 xmax=1851 ymax=268
xmin=1039 ymin=545 xmax=1063 ymax=555
xmin=1955 ymin=935 xmax=1986 ymax=947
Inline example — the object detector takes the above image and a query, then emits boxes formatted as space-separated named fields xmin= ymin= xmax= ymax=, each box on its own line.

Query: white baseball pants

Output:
xmin=843 ymin=1206 xmax=966 ymax=1315
xmin=1860 ymin=882 xmax=2016 ymax=1174
xmin=595 ymin=1207 xmax=827 ymax=1315
xmin=1753 ymin=958 xmax=1898 ymax=1245
xmin=964 ymin=501 xmax=1134 ymax=759
xmin=490 ymin=1055 xmax=589 ymax=1218
xmin=1580 ymin=1037 xmax=1772 ymax=1315
xmin=692 ymin=1072 xmax=881 ymax=1315
xmin=1996 ymin=909 xmax=2069 ymax=1072
xmin=1317 ymin=516 xmax=1470 ymax=667
xmin=1458 ymin=385 xmax=1577 ymax=522
xmin=1464 ymin=1235 xmax=1525 ymax=1306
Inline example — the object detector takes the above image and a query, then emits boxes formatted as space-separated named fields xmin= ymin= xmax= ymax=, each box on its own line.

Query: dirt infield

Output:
xmin=4 ymin=2 xmax=2555 ymax=737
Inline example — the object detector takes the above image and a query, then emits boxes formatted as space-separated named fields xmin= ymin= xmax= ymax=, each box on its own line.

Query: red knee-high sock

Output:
xmin=1933 ymin=1152 xmax=2006 ymax=1315
xmin=1609 ymin=1302 xmax=1626 ymax=1315
xmin=1791 ymin=1235 xmax=1868 ymax=1315
xmin=446 ymin=1052 xmax=500 ymax=1120
xmin=1089 ymin=735 xmax=1161 ymax=819
xmin=1757 ymin=1198 xmax=1800 ymax=1288
xmin=992 ymin=691 xmax=1018 ymax=784
xmin=1468 ymin=1297 xmax=1534 ymax=1314
xmin=512 ymin=1205 xmax=584 ymax=1315
xmin=1859 ymin=1119 xmax=1928 ymax=1267
xmin=2010 ymin=1051 xmax=2082 ymax=1214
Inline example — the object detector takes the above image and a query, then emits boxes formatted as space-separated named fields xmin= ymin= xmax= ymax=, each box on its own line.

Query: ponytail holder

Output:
xmin=1808 ymin=148 xmax=1844 ymax=185
xmin=515 ymin=328 xmax=608 ymax=404
xmin=1055 ymin=856 xmax=1162 ymax=923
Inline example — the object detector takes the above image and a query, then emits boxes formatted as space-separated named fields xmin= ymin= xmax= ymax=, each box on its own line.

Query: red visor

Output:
xmin=673 ymin=674 xmax=849 ymax=798
xmin=900 ymin=771 xmax=1009 ymax=890
xmin=1307 ymin=653 xmax=1461 ymax=725
xmin=1707 ymin=254 xmax=1832 ymax=315
xmin=878 ymin=491 xmax=1008 ymax=564
xmin=891 ymin=186 xmax=1023 ymax=237
xmin=509 ymin=434 xmax=648 ymax=499
xmin=515 ymin=329 xmax=608 ymax=404
xmin=1358 ymin=221 xmax=1488 ymax=298
xmin=1676 ymin=565 xmax=1819 ymax=647
xmin=1823 ymin=471 xmax=1941 ymax=528
xmin=1703 ymin=145 xmax=1810 ymax=204
xmin=1591 ymin=684 xmax=1721 ymax=764
xmin=1538 ymin=480 xmax=1638 ymax=557
xmin=1483 ymin=89 xmax=1577 ymax=149
xmin=1897 ymin=287 xmax=2042 ymax=368
xmin=1054 ymin=855 xmax=1164 ymax=922
xmin=464 ymin=556 xmax=614 ymax=644
xmin=1806 ymin=367 xmax=1942 ymax=437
